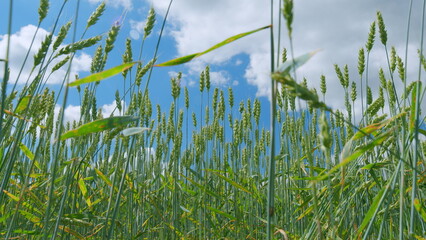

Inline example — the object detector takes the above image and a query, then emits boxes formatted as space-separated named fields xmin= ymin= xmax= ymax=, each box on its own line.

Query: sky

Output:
xmin=0 ymin=0 xmax=424 ymax=124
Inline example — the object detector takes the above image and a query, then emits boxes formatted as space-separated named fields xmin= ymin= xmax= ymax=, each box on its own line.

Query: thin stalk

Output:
xmin=142 ymin=0 xmax=174 ymax=97
xmin=0 ymin=0 xmax=13 ymax=143
xmin=107 ymin=144 xmax=135 ymax=239
xmin=410 ymin=0 xmax=425 ymax=235
xmin=42 ymin=0 xmax=80 ymax=238
xmin=5 ymin=137 xmax=46 ymax=239
xmin=266 ymin=0 xmax=276 ymax=238
xmin=400 ymin=1 xmax=413 ymax=239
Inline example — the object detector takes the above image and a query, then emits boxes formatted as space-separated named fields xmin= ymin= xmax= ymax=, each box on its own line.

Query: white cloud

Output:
xmin=88 ymin=0 xmax=132 ymax=10
xmin=210 ymin=70 xmax=230 ymax=86
xmin=54 ymin=100 xmax=125 ymax=124
xmin=146 ymin=0 xmax=424 ymax=113
xmin=101 ymin=100 xmax=125 ymax=118
xmin=54 ymin=104 xmax=81 ymax=123
xmin=0 ymin=24 xmax=91 ymax=85
xmin=129 ymin=19 xmax=146 ymax=40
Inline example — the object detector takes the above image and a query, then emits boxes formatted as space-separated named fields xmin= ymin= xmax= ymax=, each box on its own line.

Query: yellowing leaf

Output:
xmin=19 ymin=142 xmax=34 ymax=160
xmin=3 ymin=109 xmax=46 ymax=129
xmin=78 ymin=178 xmax=92 ymax=208
xmin=3 ymin=190 xmax=19 ymax=201
xmin=19 ymin=142 xmax=41 ymax=170
xmin=95 ymin=168 xmax=112 ymax=186
xmin=414 ymin=198 xmax=426 ymax=222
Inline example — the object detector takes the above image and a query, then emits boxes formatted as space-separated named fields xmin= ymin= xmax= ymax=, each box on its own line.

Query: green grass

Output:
xmin=0 ymin=0 xmax=425 ymax=239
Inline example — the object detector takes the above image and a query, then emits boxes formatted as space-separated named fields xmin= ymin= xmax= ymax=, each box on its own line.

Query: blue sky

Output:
xmin=0 ymin=0 xmax=424 ymax=124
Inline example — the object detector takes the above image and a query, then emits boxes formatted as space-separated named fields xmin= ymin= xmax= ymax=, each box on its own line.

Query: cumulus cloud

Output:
xmin=101 ymin=100 xmax=125 ymax=118
xmin=54 ymin=104 xmax=81 ymax=123
xmin=88 ymin=0 xmax=132 ymax=10
xmin=210 ymin=70 xmax=231 ymax=86
xmin=54 ymin=100 xmax=126 ymax=124
xmin=129 ymin=19 xmax=146 ymax=40
xmin=0 ymin=24 xmax=91 ymax=85
xmin=145 ymin=0 xmax=423 ymax=112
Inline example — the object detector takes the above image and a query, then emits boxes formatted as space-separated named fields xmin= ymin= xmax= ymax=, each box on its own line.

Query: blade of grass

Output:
xmin=60 ymin=116 xmax=138 ymax=140
xmin=155 ymin=25 xmax=271 ymax=67
xmin=68 ymin=62 xmax=138 ymax=87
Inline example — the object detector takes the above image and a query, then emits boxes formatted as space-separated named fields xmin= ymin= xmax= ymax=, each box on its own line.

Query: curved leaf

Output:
xmin=3 ymin=109 xmax=46 ymax=129
xmin=68 ymin=62 xmax=138 ymax=87
xmin=155 ymin=25 xmax=271 ymax=67
xmin=16 ymin=95 xmax=32 ymax=114
xmin=276 ymin=49 xmax=321 ymax=73
xmin=60 ymin=116 xmax=138 ymax=140
xmin=121 ymin=127 xmax=150 ymax=137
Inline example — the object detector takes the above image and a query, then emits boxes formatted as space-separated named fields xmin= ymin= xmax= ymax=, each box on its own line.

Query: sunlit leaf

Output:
xmin=16 ymin=95 xmax=31 ymax=114
xmin=19 ymin=210 xmax=42 ymax=226
xmin=361 ymin=161 xmax=390 ymax=170
xmin=314 ymin=130 xmax=392 ymax=181
xmin=60 ymin=116 xmax=138 ymax=140
xmin=68 ymin=62 xmax=138 ymax=87
xmin=3 ymin=109 xmax=46 ymax=128
xmin=155 ymin=25 xmax=271 ymax=67
xmin=95 ymin=168 xmax=112 ymax=187
xmin=121 ymin=127 xmax=150 ymax=137
xmin=78 ymin=178 xmax=92 ymax=207
xmin=297 ymin=204 xmax=314 ymax=221
xmin=352 ymin=122 xmax=386 ymax=140
xmin=276 ymin=49 xmax=321 ymax=73
xmin=155 ymin=53 xmax=198 ymax=67
xmin=3 ymin=190 xmax=19 ymax=201
xmin=414 ymin=198 xmax=426 ymax=222
xmin=19 ymin=142 xmax=34 ymax=161
xmin=13 ymin=229 xmax=39 ymax=235
xmin=180 ymin=206 xmax=191 ymax=213
xmin=19 ymin=142 xmax=41 ymax=170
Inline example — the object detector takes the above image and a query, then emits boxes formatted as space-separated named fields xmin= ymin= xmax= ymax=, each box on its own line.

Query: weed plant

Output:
xmin=0 ymin=0 xmax=425 ymax=239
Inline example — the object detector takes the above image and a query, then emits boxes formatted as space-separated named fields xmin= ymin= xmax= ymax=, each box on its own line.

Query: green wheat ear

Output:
xmin=86 ymin=1 xmax=106 ymax=29
xmin=320 ymin=75 xmax=327 ymax=96
xmin=33 ymin=34 xmax=52 ymax=67
xmin=144 ymin=7 xmax=156 ymax=39
xmin=53 ymin=21 xmax=72 ymax=51
xmin=358 ymin=48 xmax=365 ymax=75
xmin=56 ymin=36 xmax=102 ymax=57
xmin=396 ymin=56 xmax=405 ymax=82
xmin=272 ymin=73 xmax=331 ymax=112
xmin=282 ymin=0 xmax=294 ymax=37
xmin=376 ymin=11 xmax=387 ymax=46
xmin=390 ymin=46 xmax=397 ymax=73
xmin=366 ymin=21 xmax=376 ymax=52
xmin=38 ymin=0 xmax=49 ymax=23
